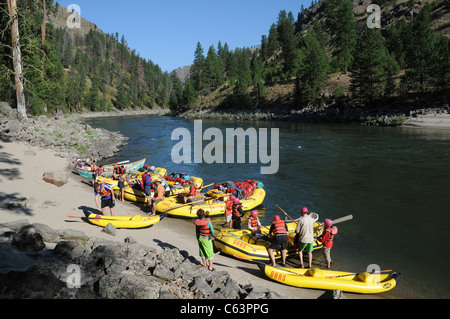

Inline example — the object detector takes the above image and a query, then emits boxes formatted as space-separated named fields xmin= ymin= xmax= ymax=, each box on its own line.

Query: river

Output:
xmin=85 ymin=114 xmax=450 ymax=299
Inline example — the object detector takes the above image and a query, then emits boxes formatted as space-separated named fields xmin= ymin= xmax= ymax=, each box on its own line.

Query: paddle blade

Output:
xmin=332 ymin=214 xmax=353 ymax=225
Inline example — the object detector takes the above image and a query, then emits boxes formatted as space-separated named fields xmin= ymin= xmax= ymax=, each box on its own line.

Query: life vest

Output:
xmin=142 ymin=173 xmax=152 ymax=188
xmin=97 ymin=167 xmax=104 ymax=176
xmin=232 ymin=203 xmax=242 ymax=218
xmin=98 ymin=185 xmax=112 ymax=200
xmin=248 ymin=216 xmax=259 ymax=228
xmin=272 ymin=220 xmax=288 ymax=236
xmin=187 ymin=186 xmax=198 ymax=196
xmin=195 ymin=218 xmax=211 ymax=237
xmin=225 ymin=200 xmax=233 ymax=216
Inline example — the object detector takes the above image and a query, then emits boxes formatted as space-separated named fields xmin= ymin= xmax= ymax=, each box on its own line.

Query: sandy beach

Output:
xmin=0 ymin=139 xmax=387 ymax=300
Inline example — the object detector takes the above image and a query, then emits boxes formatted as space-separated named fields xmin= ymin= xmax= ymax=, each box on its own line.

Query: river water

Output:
xmin=85 ymin=115 xmax=450 ymax=299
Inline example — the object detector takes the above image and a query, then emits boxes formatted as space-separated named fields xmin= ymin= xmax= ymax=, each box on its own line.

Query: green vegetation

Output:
xmin=176 ymin=1 xmax=449 ymax=111
xmin=0 ymin=1 xmax=174 ymax=116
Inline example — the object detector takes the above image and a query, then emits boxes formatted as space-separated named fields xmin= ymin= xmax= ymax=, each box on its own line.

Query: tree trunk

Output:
xmin=7 ymin=0 xmax=27 ymax=118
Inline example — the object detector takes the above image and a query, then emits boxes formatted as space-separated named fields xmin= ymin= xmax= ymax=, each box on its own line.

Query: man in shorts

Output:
xmin=295 ymin=207 xmax=315 ymax=268
xmin=268 ymin=215 xmax=289 ymax=267
xmin=149 ymin=178 xmax=164 ymax=216
xmin=94 ymin=182 xmax=115 ymax=216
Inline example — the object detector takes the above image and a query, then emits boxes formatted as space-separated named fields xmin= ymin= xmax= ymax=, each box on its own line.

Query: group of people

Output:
xmin=266 ymin=207 xmax=336 ymax=269
xmin=193 ymin=202 xmax=337 ymax=272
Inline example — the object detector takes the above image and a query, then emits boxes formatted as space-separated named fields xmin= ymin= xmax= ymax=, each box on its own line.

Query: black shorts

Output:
xmin=101 ymin=197 xmax=114 ymax=208
xmin=118 ymin=180 xmax=125 ymax=188
xmin=270 ymin=234 xmax=288 ymax=250
xmin=144 ymin=187 xmax=152 ymax=196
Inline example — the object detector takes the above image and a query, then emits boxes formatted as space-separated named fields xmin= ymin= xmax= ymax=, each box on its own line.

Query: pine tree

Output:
xmin=191 ymin=42 xmax=206 ymax=95
xmin=401 ymin=3 xmax=438 ymax=94
xmin=296 ymin=30 xmax=329 ymax=105
xmin=350 ymin=28 xmax=391 ymax=105
xmin=277 ymin=10 xmax=300 ymax=78
xmin=325 ymin=0 xmax=357 ymax=73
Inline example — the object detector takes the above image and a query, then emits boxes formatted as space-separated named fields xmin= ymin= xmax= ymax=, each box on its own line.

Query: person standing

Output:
xmin=94 ymin=181 xmax=115 ymax=216
xmin=318 ymin=219 xmax=338 ymax=268
xmin=149 ymin=178 xmax=164 ymax=216
xmin=247 ymin=210 xmax=262 ymax=234
xmin=194 ymin=209 xmax=215 ymax=271
xmin=231 ymin=197 xmax=245 ymax=229
xmin=268 ymin=215 xmax=289 ymax=267
xmin=295 ymin=207 xmax=315 ymax=268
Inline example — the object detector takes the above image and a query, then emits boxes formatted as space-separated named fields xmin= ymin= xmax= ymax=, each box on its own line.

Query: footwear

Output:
xmin=209 ymin=268 xmax=215 ymax=272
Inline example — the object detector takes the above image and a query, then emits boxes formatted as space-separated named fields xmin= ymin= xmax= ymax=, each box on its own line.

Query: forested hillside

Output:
xmin=0 ymin=0 xmax=174 ymax=116
xmin=173 ymin=0 xmax=449 ymax=112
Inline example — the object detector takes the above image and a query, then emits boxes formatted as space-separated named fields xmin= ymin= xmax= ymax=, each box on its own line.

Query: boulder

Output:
xmin=42 ymin=171 xmax=69 ymax=187
xmin=11 ymin=226 xmax=46 ymax=252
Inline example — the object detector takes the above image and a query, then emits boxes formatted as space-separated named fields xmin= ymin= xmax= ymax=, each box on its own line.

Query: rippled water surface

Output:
xmin=86 ymin=115 xmax=450 ymax=299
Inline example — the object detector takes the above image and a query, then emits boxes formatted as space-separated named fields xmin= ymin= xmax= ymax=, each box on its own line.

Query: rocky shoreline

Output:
xmin=0 ymin=103 xmax=170 ymax=164
xmin=173 ymin=103 xmax=450 ymax=127
xmin=0 ymin=220 xmax=295 ymax=299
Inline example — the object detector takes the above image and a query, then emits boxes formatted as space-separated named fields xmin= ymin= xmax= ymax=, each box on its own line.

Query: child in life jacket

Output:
xmin=222 ymin=195 xmax=235 ymax=228
xmin=318 ymin=219 xmax=338 ymax=268
xmin=247 ymin=210 xmax=262 ymax=234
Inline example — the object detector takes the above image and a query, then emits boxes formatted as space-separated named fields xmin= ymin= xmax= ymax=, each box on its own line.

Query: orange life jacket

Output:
xmin=272 ymin=220 xmax=288 ymax=236
xmin=98 ymin=185 xmax=112 ymax=199
xmin=248 ymin=216 xmax=259 ymax=228
xmin=195 ymin=218 xmax=211 ymax=237
xmin=225 ymin=200 xmax=233 ymax=216
xmin=232 ymin=203 xmax=242 ymax=218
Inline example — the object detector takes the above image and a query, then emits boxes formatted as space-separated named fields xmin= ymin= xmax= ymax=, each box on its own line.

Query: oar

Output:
xmin=165 ymin=198 xmax=209 ymax=211
xmin=200 ymin=183 xmax=214 ymax=189
xmin=325 ymin=269 xmax=392 ymax=279
xmin=275 ymin=204 xmax=297 ymax=223
xmin=67 ymin=215 xmax=123 ymax=221
xmin=331 ymin=214 xmax=353 ymax=225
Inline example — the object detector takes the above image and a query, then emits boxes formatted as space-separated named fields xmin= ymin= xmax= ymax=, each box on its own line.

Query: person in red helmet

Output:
xmin=318 ymin=219 xmax=338 ymax=268
xmin=231 ymin=197 xmax=245 ymax=229
xmin=295 ymin=207 xmax=315 ymax=268
xmin=268 ymin=215 xmax=289 ymax=267
xmin=247 ymin=210 xmax=262 ymax=234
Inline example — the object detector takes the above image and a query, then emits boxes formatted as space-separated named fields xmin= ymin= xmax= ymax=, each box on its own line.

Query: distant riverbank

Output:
xmin=173 ymin=104 xmax=450 ymax=128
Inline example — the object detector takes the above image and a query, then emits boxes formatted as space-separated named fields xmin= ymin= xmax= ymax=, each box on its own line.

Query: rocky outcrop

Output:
xmin=0 ymin=221 xmax=285 ymax=299
xmin=0 ymin=103 xmax=127 ymax=162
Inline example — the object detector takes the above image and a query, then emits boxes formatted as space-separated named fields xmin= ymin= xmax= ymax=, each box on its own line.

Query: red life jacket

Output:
xmin=195 ymin=218 xmax=211 ymax=237
xmin=272 ymin=220 xmax=288 ymax=236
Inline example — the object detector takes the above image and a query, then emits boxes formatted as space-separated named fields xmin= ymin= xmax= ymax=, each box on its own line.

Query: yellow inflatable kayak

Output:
xmin=120 ymin=175 xmax=203 ymax=203
xmin=85 ymin=212 xmax=167 ymax=229
xmin=156 ymin=188 xmax=266 ymax=219
xmin=257 ymin=263 xmax=401 ymax=294
xmin=214 ymin=220 xmax=323 ymax=262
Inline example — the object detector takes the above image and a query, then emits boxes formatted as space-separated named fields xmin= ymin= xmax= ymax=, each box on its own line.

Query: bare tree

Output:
xmin=6 ymin=0 xmax=26 ymax=118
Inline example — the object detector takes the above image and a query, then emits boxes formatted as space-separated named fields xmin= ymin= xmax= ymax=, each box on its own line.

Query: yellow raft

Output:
xmin=257 ymin=263 xmax=401 ymax=294
xmin=214 ymin=220 xmax=323 ymax=262
xmin=98 ymin=167 xmax=167 ymax=188
xmin=156 ymin=188 xmax=266 ymax=219
xmin=120 ymin=176 xmax=203 ymax=203
xmin=86 ymin=212 xmax=167 ymax=229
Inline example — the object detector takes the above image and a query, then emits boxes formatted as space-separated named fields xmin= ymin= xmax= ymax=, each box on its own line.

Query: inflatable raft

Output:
xmin=156 ymin=188 xmax=266 ymax=219
xmin=257 ymin=263 xmax=401 ymax=294
xmin=76 ymin=158 xmax=146 ymax=180
xmin=214 ymin=219 xmax=323 ymax=262
xmin=120 ymin=176 xmax=203 ymax=203
xmin=85 ymin=212 xmax=167 ymax=229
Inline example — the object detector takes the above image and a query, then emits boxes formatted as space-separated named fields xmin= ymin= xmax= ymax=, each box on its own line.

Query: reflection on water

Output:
xmin=86 ymin=115 xmax=450 ymax=299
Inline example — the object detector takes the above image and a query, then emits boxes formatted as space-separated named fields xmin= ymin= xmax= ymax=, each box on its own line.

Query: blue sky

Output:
xmin=56 ymin=0 xmax=310 ymax=72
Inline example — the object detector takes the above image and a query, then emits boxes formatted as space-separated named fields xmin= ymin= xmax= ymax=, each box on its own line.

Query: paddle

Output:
xmin=67 ymin=215 xmax=123 ymax=221
xmin=275 ymin=204 xmax=297 ymax=223
xmin=165 ymin=198 xmax=209 ymax=211
xmin=325 ymin=269 xmax=392 ymax=279
xmin=331 ymin=214 xmax=353 ymax=225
